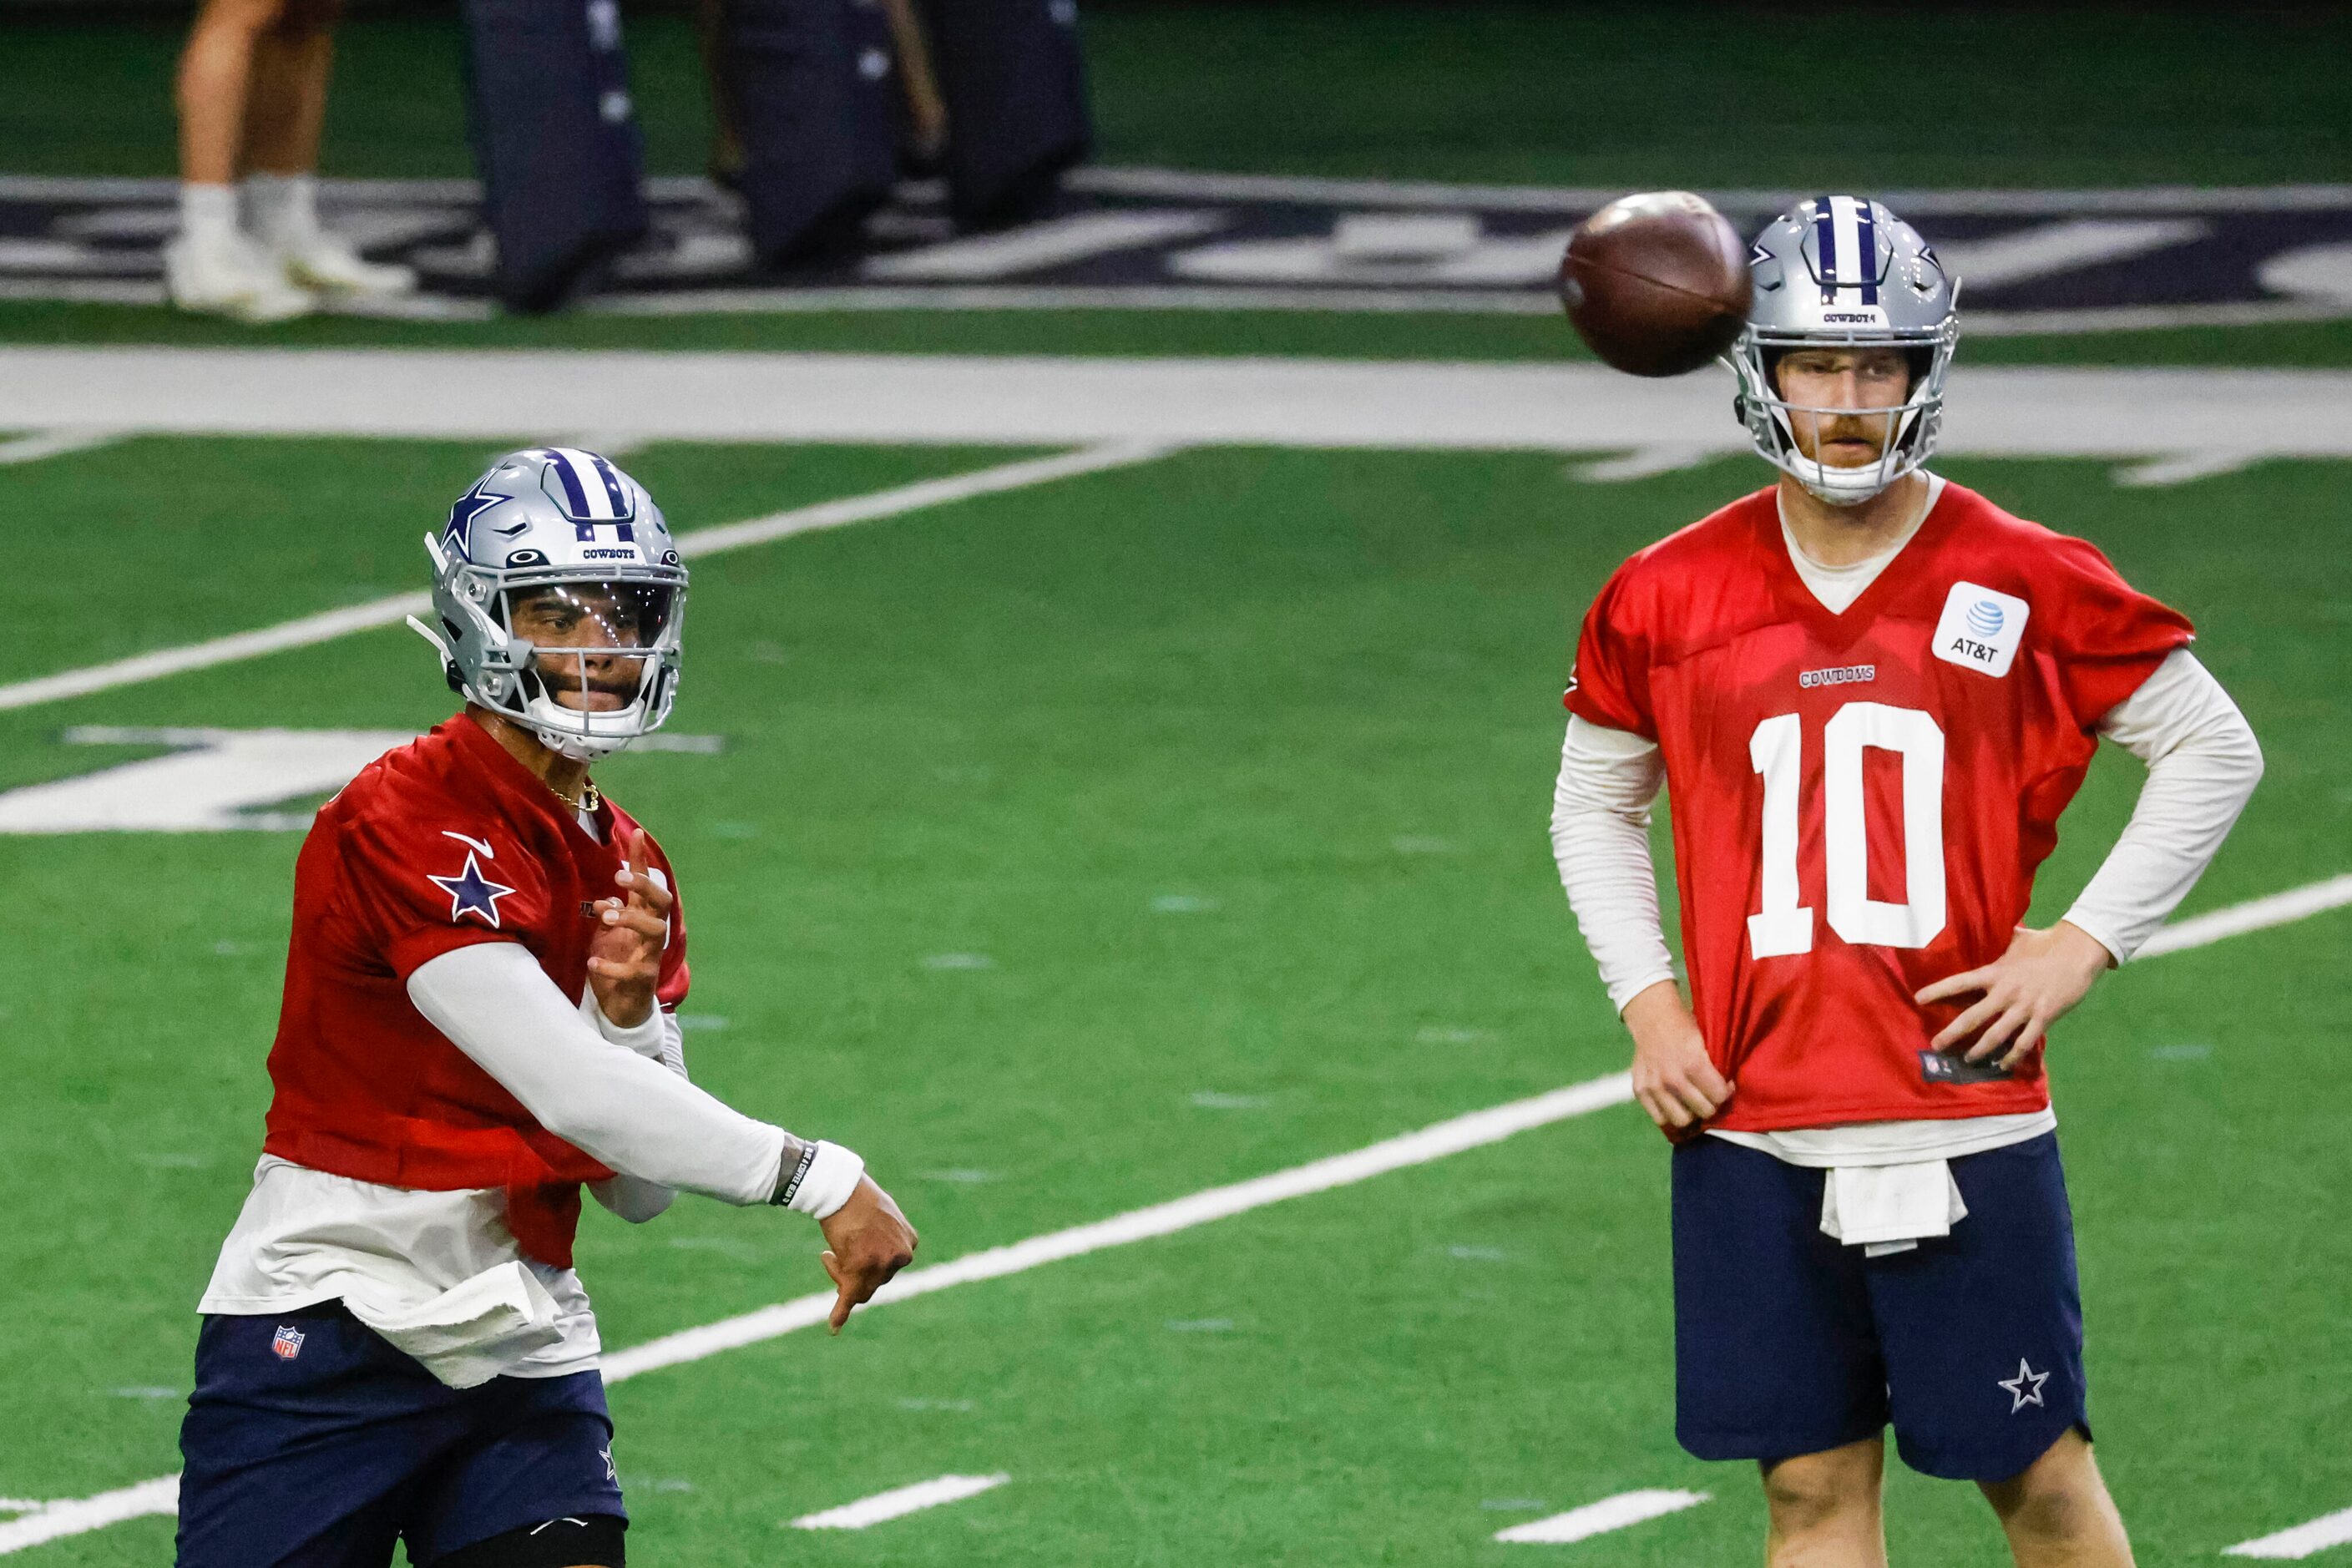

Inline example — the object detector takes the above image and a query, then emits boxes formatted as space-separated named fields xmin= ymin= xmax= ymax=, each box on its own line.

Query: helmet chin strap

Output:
xmin=528 ymin=723 xmax=636 ymax=764
xmin=1791 ymin=455 xmax=1899 ymax=506
xmin=1771 ymin=397 xmax=1925 ymax=507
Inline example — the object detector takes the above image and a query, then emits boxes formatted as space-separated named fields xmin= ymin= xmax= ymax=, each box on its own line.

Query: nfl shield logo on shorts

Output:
xmin=271 ymin=1324 xmax=306 ymax=1361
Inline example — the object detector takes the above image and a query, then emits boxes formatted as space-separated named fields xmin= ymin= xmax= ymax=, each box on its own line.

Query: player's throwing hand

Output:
xmin=587 ymin=827 xmax=672 ymax=1029
xmin=818 ymin=1178 xmax=919 ymax=1333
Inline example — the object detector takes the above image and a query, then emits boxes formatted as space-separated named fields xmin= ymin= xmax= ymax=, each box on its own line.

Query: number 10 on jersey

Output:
xmin=1748 ymin=701 xmax=1947 ymax=959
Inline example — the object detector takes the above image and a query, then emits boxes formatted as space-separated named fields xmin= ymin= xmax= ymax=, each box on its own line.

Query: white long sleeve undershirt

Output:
xmin=407 ymin=942 xmax=788 ymax=1207
xmin=581 ymin=984 xmax=687 ymax=1223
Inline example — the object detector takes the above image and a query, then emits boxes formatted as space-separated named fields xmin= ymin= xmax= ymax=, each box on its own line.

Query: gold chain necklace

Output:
xmin=549 ymin=776 xmax=601 ymax=814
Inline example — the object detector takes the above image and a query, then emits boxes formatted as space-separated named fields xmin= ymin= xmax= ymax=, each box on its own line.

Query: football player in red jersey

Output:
xmin=1551 ymin=200 xmax=2263 ymax=1567
xmin=177 ymin=448 xmax=917 ymax=1568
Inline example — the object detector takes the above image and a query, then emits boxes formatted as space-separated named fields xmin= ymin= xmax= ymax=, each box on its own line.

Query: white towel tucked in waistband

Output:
xmin=1820 ymin=1161 xmax=1967 ymax=1258
xmin=344 ymin=1261 xmax=566 ymax=1390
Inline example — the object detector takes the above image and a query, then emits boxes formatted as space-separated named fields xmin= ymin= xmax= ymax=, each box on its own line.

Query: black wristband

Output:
xmin=772 ymin=1141 xmax=821 ymax=1206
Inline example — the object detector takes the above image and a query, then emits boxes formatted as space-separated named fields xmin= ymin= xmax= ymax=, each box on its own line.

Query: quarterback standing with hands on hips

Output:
xmin=1552 ymin=198 xmax=2263 ymax=1565
xmin=176 ymin=448 xmax=917 ymax=1568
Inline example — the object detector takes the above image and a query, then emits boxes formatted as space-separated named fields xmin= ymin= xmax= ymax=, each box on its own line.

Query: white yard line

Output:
xmin=6 ymin=351 xmax=2352 ymax=463
xmin=862 ymin=210 xmax=1229 ymax=281
xmin=0 ymin=441 xmax=1176 ymax=716
xmin=1493 ymin=1489 xmax=1710 ymax=1545
xmin=2137 ymin=874 xmax=2352 ymax=958
xmin=0 ymin=1475 xmax=179 ymax=1553
xmin=0 ymin=1072 xmax=1634 ymax=1555
xmin=2112 ymin=451 xmax=2262 ymax=488
xmin=3 ymin=879 xmax=2344 ymax=1550
xmin=2227 ymin=1506 xmax=2352 ymax=1560
xmin=601 ymin=1071 xmax=1636 ymax=1380
xmin=791 ymin=1473 xmax=1010 ymax=1530
xmin=0 ymin=595 xmax=434 ymax=715
xmin=1065 ymin=168 xmax=2352 ymax=217
xmin=0 ymin=427 xmax=123 ymax=466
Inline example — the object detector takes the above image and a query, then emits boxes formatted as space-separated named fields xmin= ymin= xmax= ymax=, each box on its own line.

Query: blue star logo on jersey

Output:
xmin=443 ymin=476 xmax=510 ymax=563
xmin=1998 ymin=1357 xmax=2050 ymax=1414
xmin=429 ymin=850 xmax=517 ymax=928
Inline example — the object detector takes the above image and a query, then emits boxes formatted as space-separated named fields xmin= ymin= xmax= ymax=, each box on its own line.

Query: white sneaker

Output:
xmin=164 ymin=231 xmax=318 ymax=323
xmin=281 ymin=231 xmax=418 ymax=298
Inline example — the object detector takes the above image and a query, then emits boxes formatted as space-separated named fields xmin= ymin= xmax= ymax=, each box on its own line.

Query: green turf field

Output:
xmin=3 ymin=3 xmax=2348 ymax=1556
xmin=2 ymin=433 xmax=2346 ymax=1564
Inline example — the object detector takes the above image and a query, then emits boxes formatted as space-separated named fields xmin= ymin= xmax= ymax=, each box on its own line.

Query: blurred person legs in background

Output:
xmin=170 ymin=0 xmax=417 ymax=321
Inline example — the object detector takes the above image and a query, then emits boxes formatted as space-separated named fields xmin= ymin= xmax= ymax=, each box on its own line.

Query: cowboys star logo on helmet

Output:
xmin=1730 ymin=195 xmax=1960 ymax=507
xmin=407 ymin=447 xmax=690 ymax=762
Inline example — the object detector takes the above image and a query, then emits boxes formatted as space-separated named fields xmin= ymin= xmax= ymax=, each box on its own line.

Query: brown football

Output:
xmin=1557 ymin=191 xmax=1753 ymax=377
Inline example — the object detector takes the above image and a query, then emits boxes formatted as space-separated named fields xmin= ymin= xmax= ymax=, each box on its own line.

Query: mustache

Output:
xmin=531 ymin=652 xmax=646 ymax=697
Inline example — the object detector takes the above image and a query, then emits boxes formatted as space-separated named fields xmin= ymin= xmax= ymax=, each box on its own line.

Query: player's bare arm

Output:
xmin=819 ymin=1179 xmax=919 ymax=1333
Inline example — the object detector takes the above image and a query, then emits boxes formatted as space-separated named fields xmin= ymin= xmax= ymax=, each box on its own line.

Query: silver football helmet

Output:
xmin=1730 ymin=196 xmax=1960 ymax=505
xmin=408 ymin=448 xmax=687 ymax=761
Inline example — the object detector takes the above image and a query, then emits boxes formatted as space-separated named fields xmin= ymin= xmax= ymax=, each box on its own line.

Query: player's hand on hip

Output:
xmin=818 ymin=1176 xmax=918 ymax=1333
xmin=1914 ymin=920 xmax=2113 ymax=1069
xmin=1622 ymin=979 xmax=1732 ymax=1133
xmin=586 ymin=826 xmax=671 ymax=1029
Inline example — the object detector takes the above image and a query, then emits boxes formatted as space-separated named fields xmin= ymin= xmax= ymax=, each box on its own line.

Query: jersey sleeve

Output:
xmin=2037 ymin=535 xmax=2198 ymax=727
xmin=336 ymin=806 xmax=553 ymax=981
xmin=1564 ymin=560 xmax=1659 ymax=738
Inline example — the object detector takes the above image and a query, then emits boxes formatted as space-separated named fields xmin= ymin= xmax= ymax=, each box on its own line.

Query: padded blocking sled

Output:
xmin=918 ymin=0 xmax=1092 ymax=228
xmin=460 ymin=0 xmax=650 ymax=311
xmin=721 ymin=0 xmax=902 ymax=265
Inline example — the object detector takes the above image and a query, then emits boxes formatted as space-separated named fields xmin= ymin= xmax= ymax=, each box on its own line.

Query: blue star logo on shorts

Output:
xmin=1998 ymin=1357 xmax=2050 ymax=1414
xmin=429 ymin=851 xmax=516 ymax=928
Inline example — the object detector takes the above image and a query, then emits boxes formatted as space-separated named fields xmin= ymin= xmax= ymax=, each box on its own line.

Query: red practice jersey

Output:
xmin=261 ymin=713 xmax=689 ymax=1267
xmin=1567 ymin=482 xmax=2191 ymax=1132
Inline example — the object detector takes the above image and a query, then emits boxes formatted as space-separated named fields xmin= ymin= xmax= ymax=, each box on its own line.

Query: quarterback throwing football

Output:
xmin=1551 ymin=199 xmax=2263 ymax=1565
xmin=177 ymin=449 xmax=917 ymax=1568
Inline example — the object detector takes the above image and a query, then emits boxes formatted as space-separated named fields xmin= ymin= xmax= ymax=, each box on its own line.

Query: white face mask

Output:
xmin=499 ymin=582 xmax=683 ymax=761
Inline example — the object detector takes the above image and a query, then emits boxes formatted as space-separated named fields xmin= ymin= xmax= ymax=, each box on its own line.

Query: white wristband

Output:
xmin=776 ymin=1140 xmax=865 ymax=1221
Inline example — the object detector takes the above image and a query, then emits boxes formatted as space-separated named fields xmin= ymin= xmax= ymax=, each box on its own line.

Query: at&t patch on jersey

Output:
xmin=1933 ymin=582 xmax=2031 ymax=678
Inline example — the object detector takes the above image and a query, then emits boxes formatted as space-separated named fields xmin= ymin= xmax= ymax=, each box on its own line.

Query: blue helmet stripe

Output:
xmin=587 ymin=452 xmax=633 ymax=519
xmin=1813 ymin=195 xmax=1838 ymax=297
xmin=1853 ymin=200 xmax=1880 ymax=305
xmin=543 ymin=448 xmax=594 ymax=518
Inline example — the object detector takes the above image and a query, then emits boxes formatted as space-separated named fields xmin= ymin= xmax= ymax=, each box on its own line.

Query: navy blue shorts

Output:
xmin=1671 ymin=1131 xmax=2088 ymax=1482
xmin=176 ymin=1302 xmax=626 ymax=1568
